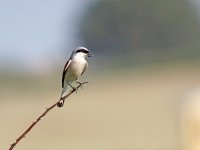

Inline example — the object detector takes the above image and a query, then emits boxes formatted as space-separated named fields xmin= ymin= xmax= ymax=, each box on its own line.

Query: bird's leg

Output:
xmin=68 ymin=83 xmax=78 ymax=93
xmin=76 ymin=81 xmax=83 ymax=88
xmin=76 ymin=81 xmax=88 ymax=89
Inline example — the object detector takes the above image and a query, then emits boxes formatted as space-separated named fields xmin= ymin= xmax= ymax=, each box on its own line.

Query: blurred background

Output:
xmin=1 ymin=0 xmax=200 ymax=150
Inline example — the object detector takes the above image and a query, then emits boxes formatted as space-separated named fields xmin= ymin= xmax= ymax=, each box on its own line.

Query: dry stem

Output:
xmin=9 ymin=82 xmax=88 ymax=150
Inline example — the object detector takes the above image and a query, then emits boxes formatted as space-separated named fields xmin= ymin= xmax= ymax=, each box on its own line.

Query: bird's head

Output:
xmin=74 ymin=46 xmax=92 ymax=59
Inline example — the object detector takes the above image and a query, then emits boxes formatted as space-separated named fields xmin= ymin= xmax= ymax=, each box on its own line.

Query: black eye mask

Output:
xmin=76 ymin=49 xmax=89 ymax=54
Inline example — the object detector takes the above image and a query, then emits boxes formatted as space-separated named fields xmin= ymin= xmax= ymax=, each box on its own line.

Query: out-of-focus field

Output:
xmin=1 ymin=62 xmax=200 ymax=150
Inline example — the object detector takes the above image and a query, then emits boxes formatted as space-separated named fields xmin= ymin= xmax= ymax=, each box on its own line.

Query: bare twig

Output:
xmin=9 ymin=82 xmax=88 ymax=150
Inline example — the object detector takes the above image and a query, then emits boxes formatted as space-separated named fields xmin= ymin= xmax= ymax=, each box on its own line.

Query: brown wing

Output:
xmin=62 ymin=59 xmax=71 ymax=88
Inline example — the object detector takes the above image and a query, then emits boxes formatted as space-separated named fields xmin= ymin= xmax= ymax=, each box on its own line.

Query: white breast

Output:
xmin=65 ymin=54 xmax=88 ymax=82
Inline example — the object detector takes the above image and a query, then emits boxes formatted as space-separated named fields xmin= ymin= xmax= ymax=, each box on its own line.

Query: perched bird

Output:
xmin=57 ymin=46 xmax=92 ymax=107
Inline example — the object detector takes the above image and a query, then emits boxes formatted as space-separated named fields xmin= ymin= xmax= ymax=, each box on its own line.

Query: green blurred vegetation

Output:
xmin=79 ymin=0 xmax=200 ymax=67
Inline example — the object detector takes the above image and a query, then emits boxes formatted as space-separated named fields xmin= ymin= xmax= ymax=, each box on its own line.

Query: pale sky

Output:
xmin=0 ymin=0 xmax=200 ymax=73
xmin=0 ymin=0 xmax=93 ymax=72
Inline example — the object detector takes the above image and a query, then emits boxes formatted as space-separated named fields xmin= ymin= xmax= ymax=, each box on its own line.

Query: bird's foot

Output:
xmin=76 ymin=81 xmax=88 ymax=89
xmin=68 ymin=84 xmax=79 ymax=93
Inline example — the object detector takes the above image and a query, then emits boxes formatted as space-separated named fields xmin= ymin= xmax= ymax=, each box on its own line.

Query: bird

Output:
xmin=57 ymin=46 xmax=92 ymax=107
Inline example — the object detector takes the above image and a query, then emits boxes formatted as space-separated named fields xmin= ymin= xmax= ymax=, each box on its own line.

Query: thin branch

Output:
xmin=9 ymin=82 xmax=88 ymax=150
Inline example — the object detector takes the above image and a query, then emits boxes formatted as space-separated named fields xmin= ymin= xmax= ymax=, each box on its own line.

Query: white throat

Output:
xmin=73 ymin=52 xmax=87 ymax=60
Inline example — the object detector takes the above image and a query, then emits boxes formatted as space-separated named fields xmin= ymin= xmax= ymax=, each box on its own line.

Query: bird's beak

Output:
xmin=88 ymin=52 xmax=92 ymax=57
